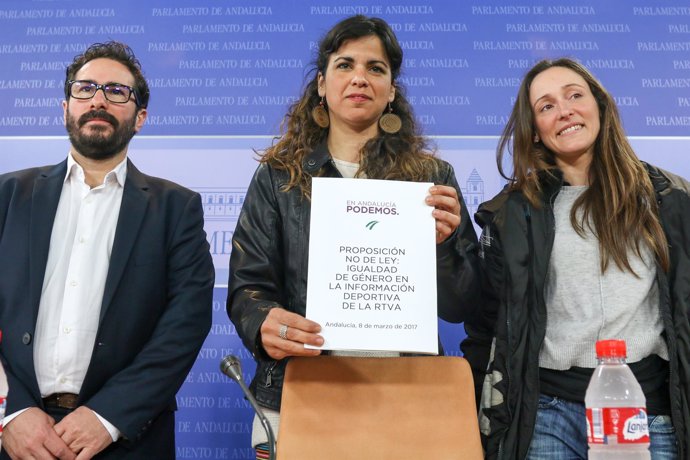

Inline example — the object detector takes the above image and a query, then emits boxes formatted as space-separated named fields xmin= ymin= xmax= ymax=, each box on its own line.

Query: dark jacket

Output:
xmin=463 ymin=164 xmax=690 ymax=460
xmin=228 ymin=143 xmax=480 ymax=410
xmin=0 ymin=159 xmax=214 ymax=459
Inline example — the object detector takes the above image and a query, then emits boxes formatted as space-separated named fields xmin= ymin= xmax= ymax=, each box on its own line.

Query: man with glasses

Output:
xmin=0 ymin=41 xmax=214 ymax=459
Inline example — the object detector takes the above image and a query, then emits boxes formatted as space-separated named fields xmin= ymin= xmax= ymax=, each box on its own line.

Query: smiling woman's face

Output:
xmin=530 ymin=66 xmax=600 ymax=164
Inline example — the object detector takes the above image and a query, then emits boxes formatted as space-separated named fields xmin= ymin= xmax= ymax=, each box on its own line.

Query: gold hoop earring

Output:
xmin=379 ymin=102 xmax=401 ymax=134
xmin=312 ymin=97 xmax=330 ymax=128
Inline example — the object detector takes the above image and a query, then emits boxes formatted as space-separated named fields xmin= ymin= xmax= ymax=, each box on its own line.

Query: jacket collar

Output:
xmin=100 ymin=159 xmax=149 ymax=324
xmin=538 ymin=168 xmax=565 ymax=205
xmin=642 ymin=161 xmax=671 ymax=197
xmin=29 ymin=160 xmax=68 ymax=317
xmin=302 ymin=142 xmax=332 ymax=175
xmin=475 ymin=168 xmax=565 ymax=225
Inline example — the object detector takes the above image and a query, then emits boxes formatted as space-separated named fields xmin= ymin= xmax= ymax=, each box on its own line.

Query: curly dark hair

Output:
xmin=261 ymin=15 xmax=439 ymax=197
xmin=64 ymin=41 xmax=149 ymax=108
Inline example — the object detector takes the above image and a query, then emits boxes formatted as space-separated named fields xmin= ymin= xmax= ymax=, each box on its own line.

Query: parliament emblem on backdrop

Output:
xmin=197 ymin=187 xmax=247 ymax=276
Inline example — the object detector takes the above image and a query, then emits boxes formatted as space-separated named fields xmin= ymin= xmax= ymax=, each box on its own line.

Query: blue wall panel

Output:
xmin=1 ymin=1 xmax=689 ymax=456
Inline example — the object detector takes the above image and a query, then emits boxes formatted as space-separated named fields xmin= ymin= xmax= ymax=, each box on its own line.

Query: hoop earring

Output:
xmin=312 ymin=97 xmax=330 ymax=128
xmin=379 ymin=103 xmax=402 ymax=134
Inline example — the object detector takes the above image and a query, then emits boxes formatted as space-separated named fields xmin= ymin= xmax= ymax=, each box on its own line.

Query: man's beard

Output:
xmin=66 ymin=108 xmax=138 ymax=161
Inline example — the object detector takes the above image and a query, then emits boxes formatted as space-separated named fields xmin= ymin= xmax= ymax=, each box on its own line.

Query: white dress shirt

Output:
xmin=3 ymin=154 xmax=126 ymax=441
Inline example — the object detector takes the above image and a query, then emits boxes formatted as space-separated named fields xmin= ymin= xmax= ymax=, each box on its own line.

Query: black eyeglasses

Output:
xmin=67 ymin=80 xmax=138 ymax=105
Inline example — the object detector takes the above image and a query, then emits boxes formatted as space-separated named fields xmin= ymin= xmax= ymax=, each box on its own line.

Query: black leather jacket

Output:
xmin=464 ymin=164 xmax=690 ymax=459
xmin=228 ymin=143 xmax=480 ymax=410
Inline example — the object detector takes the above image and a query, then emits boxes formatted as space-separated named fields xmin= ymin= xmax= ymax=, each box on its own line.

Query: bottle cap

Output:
xmin=595 ymin=339 xmax=627 ymax=358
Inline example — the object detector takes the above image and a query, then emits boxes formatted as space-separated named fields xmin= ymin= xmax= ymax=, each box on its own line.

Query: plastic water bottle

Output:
xmin=585 ymin=339 xmax=650 ymax=459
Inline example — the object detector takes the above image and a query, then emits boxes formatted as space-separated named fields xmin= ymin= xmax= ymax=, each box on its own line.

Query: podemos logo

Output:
xmin=346 ymin=200 xmax=398 ymax=216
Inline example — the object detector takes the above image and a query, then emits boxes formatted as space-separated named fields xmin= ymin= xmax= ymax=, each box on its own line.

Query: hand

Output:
xmin=53 ymin=407 xmax=113 ymax=460
xmin=426 ymin=185 xmax=462 ymax=244
xmin=2 ymin=407 xmax=76 ymax=460
xmin=260 ymin=307 xmax=323 ymax=360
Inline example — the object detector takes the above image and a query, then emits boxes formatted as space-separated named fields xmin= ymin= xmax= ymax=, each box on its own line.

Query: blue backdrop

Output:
xmin=1 ymin=0 xmax=689 ymax=458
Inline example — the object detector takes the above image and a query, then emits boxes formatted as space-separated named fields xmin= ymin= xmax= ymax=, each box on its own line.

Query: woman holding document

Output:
xmin=227 ymin=15 xmax=480 ymax=456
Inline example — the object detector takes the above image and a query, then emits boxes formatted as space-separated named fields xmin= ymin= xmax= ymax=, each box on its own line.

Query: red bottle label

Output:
xmin=586 ymin=407 xmax=649 ymax=444
xmin=0 ymin=396 xmax=4 ymax=433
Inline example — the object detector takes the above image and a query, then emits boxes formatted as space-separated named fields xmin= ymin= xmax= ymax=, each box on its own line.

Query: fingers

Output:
xmin=280 ymin=323 xmax=324 ymax=348
xmin=45 ymin=434 xmax=78 ymax=460
xmin=260 ymin=308 xmax=324 ymax=360
xmin=426 ymin=185 xmax=461 ymax=214
xmin=2 ymin=407 xmax=76 ymax=460
xmin=76 ymin=450 xmax=93 ymax=460
xmin=426 ymin=185 xmax=462 ymax=243
xmin=270 ymin=307 xmax=322 ymax=333
xmin=76 ymin=448 xmax=97 ymax=460
xmin=54 ymin=407 xmax=112 ymax=459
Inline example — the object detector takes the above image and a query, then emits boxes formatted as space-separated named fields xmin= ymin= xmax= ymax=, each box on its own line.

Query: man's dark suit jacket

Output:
xmin=0 ymin=158 xmax=215 ymax=459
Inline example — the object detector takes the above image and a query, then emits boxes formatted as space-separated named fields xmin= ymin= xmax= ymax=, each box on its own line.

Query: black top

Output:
xmin=540 ymin=354 xmax=670 ymax=415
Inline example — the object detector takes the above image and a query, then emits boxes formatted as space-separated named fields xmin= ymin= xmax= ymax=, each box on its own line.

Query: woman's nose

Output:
xmin=559 ymin=101 xmax=574 ymax=118
xmin=351 ymin=68 xmax=369 ymax=87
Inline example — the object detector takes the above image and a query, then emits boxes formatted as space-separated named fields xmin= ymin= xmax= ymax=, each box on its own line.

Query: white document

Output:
xmin=305 ymin=177 xmax=438 ymax=354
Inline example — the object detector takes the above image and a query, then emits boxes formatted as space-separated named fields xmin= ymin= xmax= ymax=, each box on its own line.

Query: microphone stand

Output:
xmin=220 ymin=355 xmax=276 ymax=460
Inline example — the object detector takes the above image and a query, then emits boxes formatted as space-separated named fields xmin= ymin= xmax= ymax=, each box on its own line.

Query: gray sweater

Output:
xmin=539 ymin=186 xmax=668 ymax=370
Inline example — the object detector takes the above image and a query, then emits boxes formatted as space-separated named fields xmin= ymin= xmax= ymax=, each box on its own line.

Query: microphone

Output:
xmin=220 ymin=355 xmax=276 ymax=460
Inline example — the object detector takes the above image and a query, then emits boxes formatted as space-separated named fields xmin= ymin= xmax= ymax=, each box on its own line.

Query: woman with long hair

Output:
xmin=465 ymin=57 xmax=690 ymax=459
xmin=227 ymin=15 xmax=480 ymax=457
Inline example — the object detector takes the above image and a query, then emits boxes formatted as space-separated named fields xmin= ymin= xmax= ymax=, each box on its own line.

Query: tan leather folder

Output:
xmin=277 ymin=356 xmax=483 ymax=460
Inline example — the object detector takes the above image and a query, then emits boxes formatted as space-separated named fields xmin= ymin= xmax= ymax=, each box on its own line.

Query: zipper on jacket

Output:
xmin=516 ymin=190 xmax=558 ymax=459
xmin=495 ymin=206 xmax=536 ymax=459
xmin=264 ymin=361 xmax=277 ymax=388
xmin=522 ymin=202 xmax=540 ymax=458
